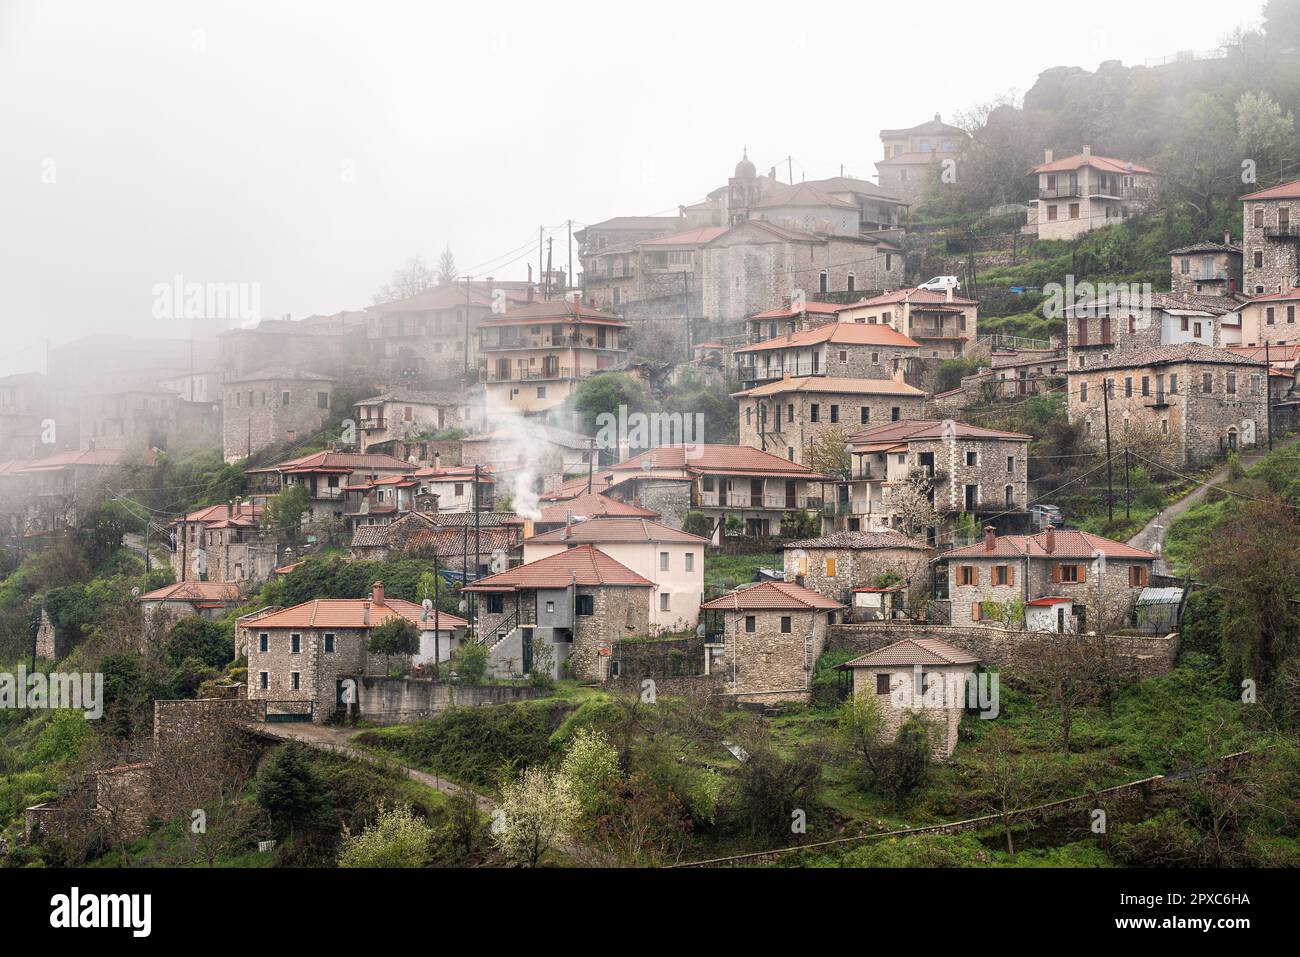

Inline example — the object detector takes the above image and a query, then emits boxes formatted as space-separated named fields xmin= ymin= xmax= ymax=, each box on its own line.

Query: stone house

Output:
xmin=245 ymin=450 xmax=414 ymax=524
xmin=630 ymin=225 xmax=728 ymax=308
xmin=700 ymin=219 xmax=902 ymax=324
xmin=783 ymin=529 xmax=932 ymax=609
xmin=533 ymin=491 xmax=658 ymax=533
xmin=460 ymin=423 xmax=595 ymax=492
xmin=876 ymin=114 xmax=970 ymax=205
xmin=731 ymin=321 xmax=922 ymax=388
xmin=78 ymin=388 xmax=219 ymax=453
xmin=1067 ymin=344 xmax=1269 ymax=466
xmin=542 ymin=444 xmax=831 ymax=542
xmin=840 ymin=420 xmax=1032 ymax=541
xmin=5 ymin=447 xmax=140 ymax=541
xmin=139 ymin=580 xmax=242 ymax=622
xmin=742 ymin=300 xmax=848 ymax=343
xmin=577 ymin=216 xmax=685 ymax=311
xmin=349 ymin=509 xmax=523 ymax=573
xmin=221 ymin=367 xmax=336 ymax=464
xmin=343 ymin=474 xmax=420 ymax=533
xmin=1065 ymin=291 xmax=1238 ymax=369
xmin=1235 ymin=288 xmax=1300 ymax=348
xmin=216 ymin=314 xmax=363 ymax=383
xmin=354 ymin=389 xmax=481 ymax=453
xmin=943 ymin=526 xmax=1156 ymax=633
xmin=407 ymin=464 xmax=496 ymax=514
xmin=1026 ymin=148 xmax=1159 ymax=241
xmin=366 ymin=281 xmax=534 ymax=386
xmin=479 ymin=301 xmax=630 ymax=415
xmin=699 ymin=580 xmax=844 ymax=704
xmin=464 ymin=544 xmax=654 ymax=682
xmin=523 ymin=517 xmax=708 ymax=634
xmin=837 ymin=637 xmax=982 ymax=759
xmin=240 ymin=582 xmax=468 ymax=722
xmin=1170 ymin=236 xmax=1242 ymax=299
xmin=733 ymin=375 xmax=927 ymax=467
xmin=837 ymin=288 xmax=979 ymax=359
xmin=1239 ymin=178 xmax=1300 ymax=295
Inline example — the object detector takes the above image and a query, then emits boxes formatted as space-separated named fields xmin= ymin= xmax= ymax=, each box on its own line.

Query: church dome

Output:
xmin=734 ymin=148 xmax=756 ymax=179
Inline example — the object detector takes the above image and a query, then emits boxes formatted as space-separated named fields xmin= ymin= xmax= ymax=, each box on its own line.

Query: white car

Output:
xmin=918 ymin=275 xmax=961 ymax=293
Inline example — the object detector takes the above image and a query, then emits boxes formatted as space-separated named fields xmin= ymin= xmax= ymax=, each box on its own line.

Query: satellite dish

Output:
xmin=641 ymin=458 xmax=653 ymax=472
xmin=422 ymin=598 xmax=433 ymax=611
xmin=458 ymin=599 xmax=468 ymax=613
xmin=131 ymin=587 xmax=140 ymax=598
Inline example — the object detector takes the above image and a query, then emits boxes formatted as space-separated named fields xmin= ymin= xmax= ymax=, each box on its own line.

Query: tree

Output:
xmin=883 ymin=714 xmax=935 ymax=806
xmin=256 ymin=742 xmax=328 ymax=837
xmin=452 ymin=640 xmax=489 ymax=684
xmin=560 ymin=728 xmax=621 ymax=818
xmin=1198 ymin=498 xmax=1300 ymax=684
xmin=567 ymin=373 xmax=648 ymax=436
xmin=888 ymin=470 xmax=941 ymax=540
xmin=1237 ymin=90 xmax=1297 ymax=186
xmin=1014 ymin=631 xmax=1097 ymax=754
xmin=980 ymin=723 xmax=1048 ymax=861
xmin=262 ymin=485 xmax=310 ymax=545
xmin=373 ymin=256 xmax=437 ymax=304
xmin=338 ymin=804 xmax=434 ymax=868
xmin=593 ymin=772 xmax=693 ymax=866
xmin=802 ymin=425 xmax=853 ymax=480
xmin=733 ymin=722 xmax=827 ymax=841
xmin=491 ymin=766 xmax=580 ymax=866
xmin=435 ymin=245 xmax=458 ymax=286
xmin=166 ymin=616 xmax=234 ymax=670
xmin=837 ymin=693 xmax=889 ymax=781
xmin=368 ymin=616 xmax=419 ymax=656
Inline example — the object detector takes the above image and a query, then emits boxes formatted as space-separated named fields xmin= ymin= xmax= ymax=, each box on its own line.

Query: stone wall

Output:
xmin=738 ymin=389 xmax=926 ymax=466
xmin=612 ymin=636 xmax=708 ymax=679
xmin=1242 ymin=197 xmax=1298 ymax=294
xmin=827 ymin=622 xmax=1180 ymax=678
xmin=784 ymin=544 xmax=931 ymax=606
xmin=222 ymin=375 xmax=334 ymax=463
xmin=351 ymin=675 xmax=548 ymax=724
xmin=714 ymin=608 xmax=832 ymax=703
xmin=570 ymin=585 xmax=652 ymax=681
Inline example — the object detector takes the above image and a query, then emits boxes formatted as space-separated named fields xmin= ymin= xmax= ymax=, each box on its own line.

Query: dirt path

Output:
xmin=1126 ymin=434 xmax=1300 ymax=574
xmin=253 ymin=721 xmax=609 ymax=865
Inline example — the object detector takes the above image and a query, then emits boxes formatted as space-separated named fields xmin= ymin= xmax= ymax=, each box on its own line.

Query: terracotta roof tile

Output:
xmin=840 ymin=637 xmax=981 ymax=668
xmin=733 ymin=376 xmax=925 ymax=399
xmin=945 ymin=529 xmax=1155 ymax=561
xmin=139 ymin=581 xmax=241 ymax=602
xmin=537 ymin=492 xmax=657 ymax=524
xmin=734 ymin=322 xmax=920 ymax=353
xmin=526 ymin=517 xmax=708 ymax=545
xmin=847 ymin=419 xmax=1032 ymax=445
xmin=464 ymin=544 xmax=653 ymax=591
xmin=247 ymin=598 xmax=466 ymax=631
xmin=700 ymin=580 xmax=844 ymax=611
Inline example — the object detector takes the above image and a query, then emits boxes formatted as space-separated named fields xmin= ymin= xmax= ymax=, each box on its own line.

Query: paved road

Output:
xmin=1127 ymin=433 xmax=1300 ymax=574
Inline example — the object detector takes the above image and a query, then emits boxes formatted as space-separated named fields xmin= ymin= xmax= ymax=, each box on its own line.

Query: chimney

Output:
xmin=1044 ymin=149 xmax=1053 ymax=164
xmin=1224 ymin=229 xmax=1233 ymax=247
xmin=433 ymin=451 xmax=441 ymax=472
xmin=1044 ymin=524 xmax=1056 ymax=554
xmin=892 ymin=367 xmax=905 ymax=384
xmin=363 ymin=601 xmax=371 ymax=626
xmin=934 ymin=112 xmax=941 ymax=123
xmin=946 ymin=284 xmax=954 ymax=303
xmin=1082 ymin=145 xmax=1091 ymax=159
xmin=983 ymin=526 xmax=997 ymax=552
xmin=781 ymin=296 xmax=792 ymax=310
xmin=371 ymin=581 xmax=385 ymax=605
xmin=226 ymin=500 xmax=233 ymax=518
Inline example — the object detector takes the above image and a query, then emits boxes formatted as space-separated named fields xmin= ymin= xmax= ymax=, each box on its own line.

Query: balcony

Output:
xmin=1263 ymin=225 xmax=1300 ymax=240
xmin=480 ymin=334 xmax=622 ymax=352
xmin=1038 ymin=184 xmax=1082 ymax=200
xmin=359 ymin=418 xmax=386 ymax=432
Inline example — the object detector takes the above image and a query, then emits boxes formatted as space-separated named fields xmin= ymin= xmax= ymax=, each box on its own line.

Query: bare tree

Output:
xmin=1013 ymin=631 xmax=1097 ymax=754
xmin=887 ymin=470 xmax=941 ymax=540
xmin=373 ymin=256 xmax=437 ymax=304
xmin=435 ymin=244 xmax=458 ymax=286
xmin=981 ymin=723 xmax=1050 ymax=861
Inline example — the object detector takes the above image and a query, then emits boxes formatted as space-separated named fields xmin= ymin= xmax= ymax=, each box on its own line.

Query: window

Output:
xmin=659 ymin=551 xmax=669 ymax=571
xmin=1007 ymin=455 xmax=1015 ymax=472
xmin=1227 ymin=373 xmax=1237 ymax=395
xmin=291 ymin=672 xmax=300 ymax=691
xmin=487 ymin=593 xmax=503 ymax=614
xmin=404 ymin=405 xmax=413 ymax=421
xmin=826 ymin=557 xmax=837 ymax=577
xmin=1267 ymin=307 xmax=1276 ymax=325
xmin=965 ymin=450 xmax=978 ymax=467
xmin=891 ymin=406 xmax=901 ymax=421
xmin=291 ymin=633 xmax=301 ymax=654
xmin=660 ymin=593 xmax=670 ymax=612
xmin=1128 ymin=565 xmax=1150 ymax=587
xmin=1080 ymin=381 xmax=1088 ymax=402
xmin=1047 ymin=205 xmax=1058 ymax=222
xmin=281 ymin=390 xmax=291 ymax=406
xmin=846 ymin=274 xmax=855 ymax=293
xmin=819 ymin=271 xmax=828 ymax=294
xmin=1180 ymin=257 xmax=1190 ymax=275
xmin=545 ymin=601 xmax=555 ymax=614
xmin=780 ymin=616 xmax=792 ymax=633
xmin=1202 ymin=372 xmax=1213 ymax=393
xmin=537 ymin=386 xmax=547 ymax=399
xmin=1170 ymin=374 xmax=1179 ymax=394
xmin=875 ymin=673 xmax=891 ymax=695
xmin=958 ymin=565 xmax=978 ymax=586
xmin=992 ymin=565 xmax=1013 ymax=586
xmin=838 ymin=350 xmax=847 ymax=362
xmin=454 ymin=483 xmax=464 ymax=496
xmin=810 ymin=403 xmax=819 ymax=422
xmin=1291 ymin=306 xmax=1297 ymax=324
xmin=1069 ymin=203 xmax=1080 ymax=219
xmin=1057 ymin=564 xmax=1082 ymax=583
xmin=1141 ymin=376 xmax=1150 ymax=397
xmin=1005 ymin=484 xmax=1015 ymax=506
xmin=685 ymin=552 xmax=695 ymax=572
xmin=1254 ymin=250 xmax=1264 ymax=268
xmin=1124 ymin=377 xmax=1133 ymax=397
xmin=860 ymin=406 xmax=870 ymax=424
xmin=787 ymin=404 xmax=794 ymax=423
xmin=259 ymin=672 xmax=268 ymax=689
xmin=324 ymin=633 xmax=335 ymax=653
xmin=1254 ymin=208 xmax=1264 ymax=228
xmin=829 ymin=404 xmax=839 ymax=423
xmin=575 ymin=594 xmax=594 ymax=615
xmin=744 ymin=615 xmax=756 ymax=633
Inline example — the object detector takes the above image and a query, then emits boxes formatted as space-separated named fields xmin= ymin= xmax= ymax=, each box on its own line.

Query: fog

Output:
xmin=0 ymin=0 xmax=1248 ymax=375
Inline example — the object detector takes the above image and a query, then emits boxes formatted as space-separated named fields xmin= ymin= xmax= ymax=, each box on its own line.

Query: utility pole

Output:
xmin=545 ymin=238 xmax=554 ymax=300
xmin=463 ymin=275 xmax=472 ymax=381
xmin=433 ymin=551 xmax=440 ymax=678
xmin=1265 ymin=339 xmax=1274 ymax=450
xmin=567 ymin=219 xmax=573 ymax=298
xmin=1103 ymin=378 xmax=1114 ymax=524
xmin=586 ymin=437 xmax=596 ymax=493
xmin=538 ymin=225 xmax=544 ymax=298
xmin=787 ymin=155 xmax=793 ymax=185
xmin=1124 ymin=447 xmax=1131 ymax=521
xmin=473 ymin=463 xmax=481 ymax=626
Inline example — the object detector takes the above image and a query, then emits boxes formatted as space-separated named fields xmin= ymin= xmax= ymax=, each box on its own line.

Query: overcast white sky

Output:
xmin=0 ymin=0 xmax=1258 ymax=376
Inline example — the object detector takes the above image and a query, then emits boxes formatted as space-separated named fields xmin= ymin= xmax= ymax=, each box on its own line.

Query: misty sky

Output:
xmin=0 ymin=0 xmax=1258 ymax=376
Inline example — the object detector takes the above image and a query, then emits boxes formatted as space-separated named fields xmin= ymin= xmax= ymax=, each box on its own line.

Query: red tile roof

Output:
xmin=1029 ymin=153 xmax=1155 ymax=175
xmin=247 ymin=598 xmax=467 ymax=631
xmin=537 ymin=492 xmax=658 ymax=524
xmin=847 ymin=287 xmax=979 ymax=308
xmin=16 ymin=448 xmax=129 ymax=471
xmin=478 ymin=301 xmax=629 ymax=328
xmin=734 ymin=322 xmax=920 ymax=353
xmin=526 ymin=517 xmax=708 ymax=545
xmin=1239 ymin=178 xmax=1300 ymax=201
xmin=840 ymin=638 xmax=980 ymax=668
xmin=1025 ymin=596 xmax=1074 ymax=606
xmin=139 ymin=581 xmax=241 ymax=602
xmin=748 ymin=301 xmax=847 ymax=320
xmin=249 ymin=450 xmax=413 ymax=475
xmin=612 ymin=444 xmax=830 ymax=479
xmin=733 ymin=376 xmax=925 ymax=399
xmin=753 ymin=182 xmax=860 ymax=211
xmin=639 ymin=227 xmax=728 ymax=247
xmin=700 ymin=580 xmax=845 ymax=611
xmin=945 ymin=529 xmax=1155 ymax=561
xmin=172 ymin=502 xmax=263 ymax=527
xmin=464 ymin=544 xmax=653 ymax=591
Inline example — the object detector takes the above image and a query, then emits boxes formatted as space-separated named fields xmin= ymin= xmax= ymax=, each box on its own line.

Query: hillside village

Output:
xmin=3 ymin=8 xmax=1300 ymax=875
